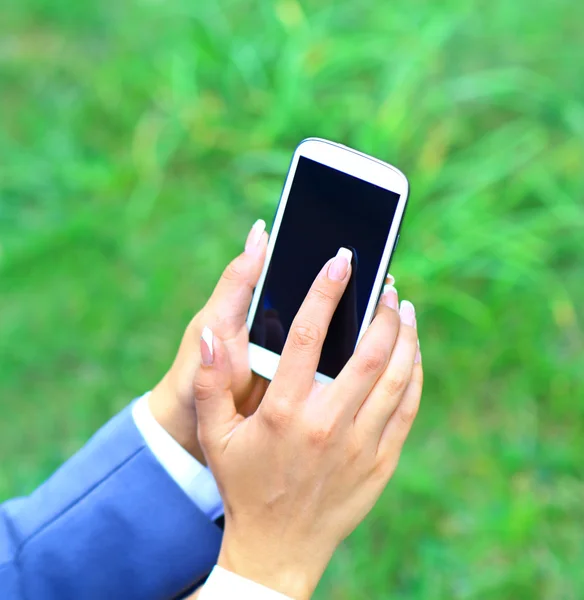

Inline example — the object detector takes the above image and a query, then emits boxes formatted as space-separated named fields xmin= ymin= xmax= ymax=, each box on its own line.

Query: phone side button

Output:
xmin=393 ymin=234 xmax=400 ymax=253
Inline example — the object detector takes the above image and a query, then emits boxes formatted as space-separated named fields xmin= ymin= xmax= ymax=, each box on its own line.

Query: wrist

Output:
xmin=149 ymin=378 xmax=206 ymax=464
xmin=217 ymin=535 xmax=329 ymax=600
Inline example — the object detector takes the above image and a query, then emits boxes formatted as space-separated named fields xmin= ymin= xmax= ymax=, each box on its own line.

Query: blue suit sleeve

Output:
xmin=0 ymin=404 xmax=223 ymax=600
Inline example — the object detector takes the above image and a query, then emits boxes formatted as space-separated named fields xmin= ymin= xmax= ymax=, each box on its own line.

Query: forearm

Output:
xmin=2 ymin=405 xmax=222 ymax=599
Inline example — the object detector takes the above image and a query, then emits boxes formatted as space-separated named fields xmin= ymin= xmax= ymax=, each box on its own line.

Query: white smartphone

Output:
xmin=246 ymin=138 xmax=409 ymax=384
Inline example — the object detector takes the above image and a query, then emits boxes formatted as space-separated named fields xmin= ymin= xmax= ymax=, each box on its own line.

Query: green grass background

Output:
xmin=1 ymin=0 xmax=583 ymax=597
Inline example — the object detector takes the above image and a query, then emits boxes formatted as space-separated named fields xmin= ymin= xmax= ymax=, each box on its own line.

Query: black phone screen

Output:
xmin=249 ymin=156 xmax=401 ymax=379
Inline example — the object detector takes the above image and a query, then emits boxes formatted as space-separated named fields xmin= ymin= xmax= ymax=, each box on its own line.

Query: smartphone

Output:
xmin=247 ymin=138 xmax=409 ymax=384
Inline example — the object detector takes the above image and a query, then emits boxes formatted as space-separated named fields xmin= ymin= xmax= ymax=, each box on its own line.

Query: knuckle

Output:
xmin=356 ymin=345 xmax=388 ymax=375
xmin=222 ymin=258 xmax=245 ymax=283
xmin=346 ymin=438 xmax=362 ymax=463
xmin=382 ymin=372 xmax=410 ymax=397
xmin=307 ymin=422 xmax=335 ymax=447
xmin=396 ymin=402 xmax=419 ymax=427
xmin=289 ymin=320 xmax=322 ymax=350
xmin=308 ymin=285 xmax=336 ymax=305
xmin=262 ymin=398 xmax=293 ymax=431
xmin=374 ymin=453 xmax=399 ymax=480
xmin=193 ymin=378 xmax=216 ymax=403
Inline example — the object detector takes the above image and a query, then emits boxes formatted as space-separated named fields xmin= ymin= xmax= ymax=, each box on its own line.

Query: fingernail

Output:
xmin=245 ymin=219 xmax=266 ymax=254
xmin=201 ymin=326 xmax=214 ymax=366
xmin=380 ymin=284 xmax=399 ymax=310
xmin=399 ymin=300 xmax=416 ymax=327
xmin=386 ymin=273 xmax=396 ymax=286
xmin=328 ymin=247 xmax=352 ymax=281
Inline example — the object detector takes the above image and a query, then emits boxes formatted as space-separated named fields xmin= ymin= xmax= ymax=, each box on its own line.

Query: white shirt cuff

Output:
xmin=199 ymin=566 xmax=292 ymax=600
xmin=132 ymin=392 xmax=224 ymax=521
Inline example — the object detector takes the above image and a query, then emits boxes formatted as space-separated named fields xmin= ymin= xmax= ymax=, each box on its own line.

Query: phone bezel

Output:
xmin=246 ymin=137 xmax=409 ymax=384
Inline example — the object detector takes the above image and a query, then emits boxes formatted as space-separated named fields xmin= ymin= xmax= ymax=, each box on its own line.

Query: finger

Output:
xmin=272 ymin=247 xmax=353 ymax=399
xmin=327 ymin=286 xmax=401 ymax=421
xmin=193 ymin=326 xmax=241 ymax=449
xmin=376 ymin=361 xmax=423 ymax=459
xmin=385 ymin=273 xmax=396 ymax=286
xmin=206 ymin=219 xmax=268 ymax=337
xmin=355 ymin=300 xmax=419 ymax=443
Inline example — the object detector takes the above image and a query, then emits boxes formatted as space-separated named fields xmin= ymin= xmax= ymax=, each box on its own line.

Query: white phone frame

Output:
xmin=246 ymin=137 xmax=409 ymax=384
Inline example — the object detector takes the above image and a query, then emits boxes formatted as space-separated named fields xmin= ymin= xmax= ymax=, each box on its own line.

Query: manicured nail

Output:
xmin=399 ymin=300 xmax=416 ymax=327
xmin=386 ymin=273 xmax=396 ymax=286
xmin=245 ymin=219 xmax=266 ymax=254
xmin=380 ymin=284 xmax=399 ymax=310
xmin=201 ymin=326 xmax=214 ymax=366
xmin=415 ymin=340 xmax=422 ymax=364
xmin=328 ymin=247 xmax=352 ymax=281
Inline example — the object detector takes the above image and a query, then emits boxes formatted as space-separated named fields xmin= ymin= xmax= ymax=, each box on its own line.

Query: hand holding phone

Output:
xmin=247 ymin=138 xmax=409 ymax=383
xmin=148 ymin=219 xmax=271 ymax=464
xmin=193 ymin=251 xmax=422 ymax=600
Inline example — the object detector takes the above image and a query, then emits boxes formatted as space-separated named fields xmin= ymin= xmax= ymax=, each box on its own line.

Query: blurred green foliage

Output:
xmin=1 ymin=0 xmax=583 ymax=597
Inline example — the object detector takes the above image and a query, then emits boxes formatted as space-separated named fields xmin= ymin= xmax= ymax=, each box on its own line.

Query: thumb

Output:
xmin=194 ymin=326 xmax=239 ymax=448
xmin=206 ymin=220 xmax=268 ymax=336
